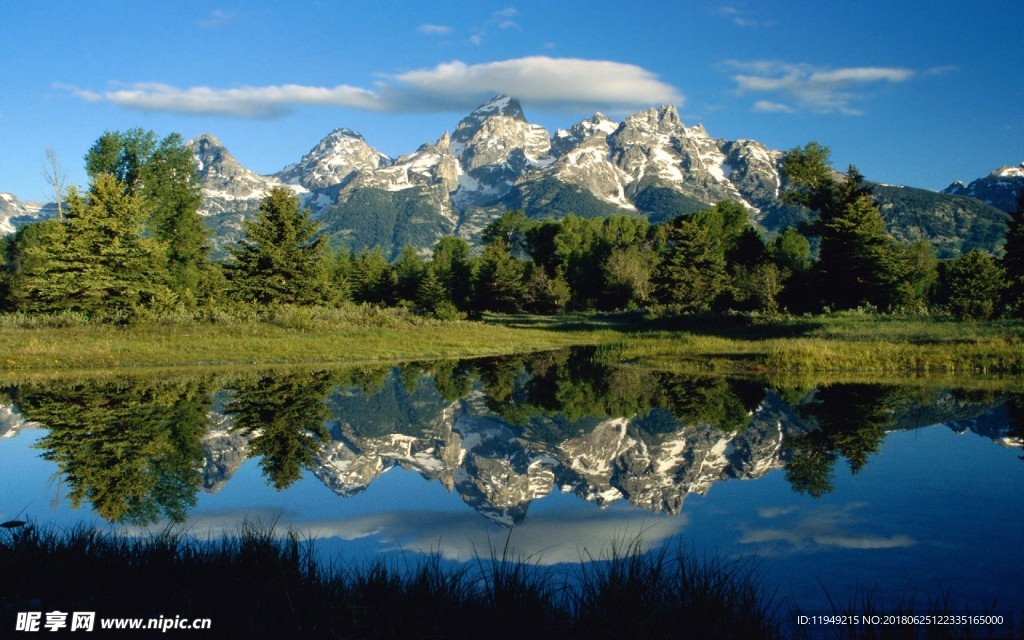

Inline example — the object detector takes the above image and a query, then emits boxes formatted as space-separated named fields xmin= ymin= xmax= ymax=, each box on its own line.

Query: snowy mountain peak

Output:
xmin=993 ymin=162 xmax=1024 ymax=179
xmin=469 ymin=94 xmax=525 ymax=121
xmin=944 ymin=161 xmax=1024 ymax=213
xmin=274 ymin=127 xmax=391 ymax=190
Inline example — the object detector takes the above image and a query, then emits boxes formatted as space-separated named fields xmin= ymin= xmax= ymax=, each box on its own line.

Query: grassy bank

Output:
xmin=0 ymin=306 xmax=617 ymax=375
xmin=596 ymin=312 xmax=1024 ymax=375
xmin=2 ymin=524 xmax=1016 ymax=640
xmin=0 ymin=307 xmax=1022 ymax=376
xmin=0 ymin=524 xmax=779 ymax=640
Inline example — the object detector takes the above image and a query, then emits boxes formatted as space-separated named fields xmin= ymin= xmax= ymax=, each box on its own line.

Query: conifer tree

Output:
xmin=431 ymin=236 xmax=474 ymax=310
xmin=653 ymin=216 xmax=727 ymax=311
xmin=85 ymin=129 xmax=209 ymax=297
xmin=11 ymin=174 xmax=169 ymax=315
xmin=393 ymin=244 xmax=425 ymax=303
xmin=415 ymin=265 xmax=453 ymax=317
xmin=225 ymin=187 xmax=332 ymax=305
xmin=945 ymin=249 xmax=1006 ymax=320
xmin=1001 ymin=188 xmax=1024 ymax=315
xmin=474 ymin=238 xmax=526 ymax=313
xmin=781 ymin=143 xmax=905 ymax=310
xmin=349 ymin=247 xmax=396 ymax=304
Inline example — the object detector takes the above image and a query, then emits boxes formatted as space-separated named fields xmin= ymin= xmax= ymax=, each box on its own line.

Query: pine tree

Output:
xmin=1001 ymin=188 xmax=1024 ymax=315
xmin=392 ymin=244 xmax=425 ymax=303
xmin=11 ymin=174 xmax=169 ymax=316
xmin=781 ymin=144 xmax=905 ymax=310
xmin=474 ymin=238 xmax=527 ymax=313
xmin=349 ymin=247 xmax=395 ymax=304
xmin=816 ymin=169 xmax=903 ymax=309
xmin=431 ymin=236 xmax=474 ymax=310
xmin=654 ymin=216 xmax=727 ymax=312
xmin=85 ymin=129 xmax=209 ymax=297
xmin=415 ymin=265 xmax=453 ymax=317
xmin=945 ymin=249 xmax=1006 ymax=320
xmin=224 ymin=187 xmax=332 ymax=306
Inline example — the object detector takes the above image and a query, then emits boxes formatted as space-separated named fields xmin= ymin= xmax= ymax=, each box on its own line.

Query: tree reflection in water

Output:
xmin=9 ymin=348 xmax=1020 ymax=524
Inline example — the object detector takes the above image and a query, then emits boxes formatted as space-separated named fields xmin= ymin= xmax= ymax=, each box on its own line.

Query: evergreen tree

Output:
xmin=21 ymin=378 xmax=209 ymax=524
xmin=226 ymin=371 xmax=335 ymax=490
xmin=781 ymin=144 xmax=905 ymax=310
xmin=653 ymin=216 xmax=727 ymax=311
xmin=392 ymin=244 xmax=425 ymax=303
xmin=944 ymin=249 xmax=1006 ymax=320
xmin=415 ymin=265 xmax=457 ymax=318
xmin=431 ymin=236 xmax=474 ymax=310
xmin=474 ymin=238 xmax=527 ymax=313
xmin=1001 ymin=188 xmax=1024 ymax=315
xmin=349 ymin=247 xmax=396 ymax=304
xmin=816 ymin=168 xmax=903 ymax=309
xmin=86 ymin=129 xmax=209 ymax=297
xmin=11 ymin=175 xmax=169 ymax=315
xmin=224 ymin=187 xmax=332 ymax=305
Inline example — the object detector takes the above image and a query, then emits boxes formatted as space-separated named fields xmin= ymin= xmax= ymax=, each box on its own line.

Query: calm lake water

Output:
xmin=2 ymin=348 xmax=1022 ymax=617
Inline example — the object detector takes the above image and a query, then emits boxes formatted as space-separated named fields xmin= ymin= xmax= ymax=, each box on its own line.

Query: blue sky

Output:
xmin=1 ymin=0 xmax=1021 ymax=200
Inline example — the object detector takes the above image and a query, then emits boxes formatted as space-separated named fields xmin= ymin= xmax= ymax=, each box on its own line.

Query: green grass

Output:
xmin=0 ymin=306 xmax=618 ymax=375
xmin=1 ymin=307 xmax=1022 ymax=378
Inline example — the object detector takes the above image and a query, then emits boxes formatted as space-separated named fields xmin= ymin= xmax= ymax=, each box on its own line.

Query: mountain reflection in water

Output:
xmin=2 ymin=347 xmax=1021 ymax=527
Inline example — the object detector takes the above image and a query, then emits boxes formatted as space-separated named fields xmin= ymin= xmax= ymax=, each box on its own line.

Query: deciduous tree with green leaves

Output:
xmin=85 ymin=129 xmax=209 ymax=297
xmin=781 ymin=143 xmax=908 ymax=310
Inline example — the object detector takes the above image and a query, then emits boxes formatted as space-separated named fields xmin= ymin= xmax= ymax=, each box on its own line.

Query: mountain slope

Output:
xmin=0 ymin=97 xmax=1011 ymax=259
xmin=944 ymin=163 xmax=1024 ymax=213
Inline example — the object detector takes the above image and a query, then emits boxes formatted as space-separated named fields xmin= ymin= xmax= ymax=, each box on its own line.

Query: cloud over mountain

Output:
xmin=59 ymin=57 xmax=682 ymax=118
xmin=726 ymin=60 xmax=915 ymax=115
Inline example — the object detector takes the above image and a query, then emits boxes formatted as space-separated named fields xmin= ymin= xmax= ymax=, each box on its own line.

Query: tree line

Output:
xmin=3 ymin=131 xmax=1023 ymax=321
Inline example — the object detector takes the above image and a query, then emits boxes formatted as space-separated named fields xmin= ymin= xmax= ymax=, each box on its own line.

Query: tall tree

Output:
xmin=1001 ymin=188 xmax=1024 ymax=315
xmin=474 ymin=238 xmax=527 ymax=313
xmin=781 ymin=143 xmax=904 ymax=310
xmin=653 ymin=216 xmax=727 ymax=311
xmin=431 ymin=236 xmax=474 ymax=310
xmin=10 ymin=175 xmax=169 ymax=315
xmin=224 ymin=187 xmax=332 ymax=305
xmin=85 ymin=129 xmax=209 ymax=296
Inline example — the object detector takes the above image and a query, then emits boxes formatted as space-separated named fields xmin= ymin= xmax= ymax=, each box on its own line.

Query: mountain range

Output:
xmin=1 ymin=96 xmax=1018 ymax=259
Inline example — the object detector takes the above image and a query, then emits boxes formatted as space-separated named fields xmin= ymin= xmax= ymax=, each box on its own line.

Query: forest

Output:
xmin=3 ymin=131 xmax=1024 ymax=324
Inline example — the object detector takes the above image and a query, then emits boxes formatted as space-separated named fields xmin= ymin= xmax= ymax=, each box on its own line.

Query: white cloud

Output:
xmin=166 ymin=507 xmax=689 ymax=566
xmin=418 ymin=24 xmax=452 ymax=36
xmin=716 ymin=5 xmax=773 ymax=28
xmin=198 ymin=9 xmax=237 ymax=29
xmin=753 ymin=100 xmax=795 ymax=114
xmin=380 ymin=57 xmax=683 ymax=112
xmin=739 ymin=503 xmax=916 ymax=555
xmin=61 ymin=57 xmax=682 ymax=118
xmin=726 ymin=60 xmax=916 ymax=115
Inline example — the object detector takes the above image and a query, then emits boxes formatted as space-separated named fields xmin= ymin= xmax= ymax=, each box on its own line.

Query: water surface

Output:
xmin=1 ymin=349 xmax=1021 ymax=615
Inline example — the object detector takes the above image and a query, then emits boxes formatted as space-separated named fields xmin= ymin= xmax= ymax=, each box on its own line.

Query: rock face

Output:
xmin=182 ymin=95 xmax=1002 ymax=258
xmin=275 ymin=129 xmax=391 ymax=190
xmin=0 ymin=97 xmax=1012 ymax=258
xmin=0 ymin=193 xmax=57 ymax=235
xmin=944 ymin=162 xmax=1024 ymax=213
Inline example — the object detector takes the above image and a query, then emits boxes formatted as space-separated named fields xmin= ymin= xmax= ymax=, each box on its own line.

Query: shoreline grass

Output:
xmin=2 ymin=524 xmax=1017 ymax=640
xmin=0 ymin=306 xmax=1022 ymax=378
xmin=0 ymin=523 xmax=780 ymax=640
